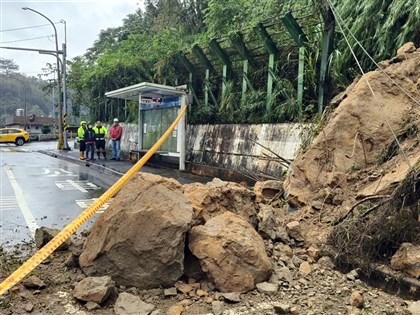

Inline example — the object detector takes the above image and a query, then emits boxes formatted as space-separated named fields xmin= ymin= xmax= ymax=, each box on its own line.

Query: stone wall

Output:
xmin=186 ymin=124 xmax=304 ymax=178
xmin=118 ymin=123 xmax=305 ymax=177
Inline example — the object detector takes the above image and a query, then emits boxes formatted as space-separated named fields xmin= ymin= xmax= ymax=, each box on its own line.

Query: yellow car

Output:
xmin=0 ymin=128 xmax=30 ymax=146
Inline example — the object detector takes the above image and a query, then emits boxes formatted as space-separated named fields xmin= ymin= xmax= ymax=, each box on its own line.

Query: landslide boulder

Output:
xmin=79 ymin=173 xmax=193 ymax=289
xmin=183 ymin=178 xmax=257 ymax=226
xmin=284 ymin=47 xmax=420 ymax=208
xmin=189 ymin=212 xmax=272 ymax=293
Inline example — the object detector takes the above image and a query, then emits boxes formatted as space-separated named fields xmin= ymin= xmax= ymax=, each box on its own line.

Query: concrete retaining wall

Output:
xmin=118 ymin=123 xmax=306 ymax=178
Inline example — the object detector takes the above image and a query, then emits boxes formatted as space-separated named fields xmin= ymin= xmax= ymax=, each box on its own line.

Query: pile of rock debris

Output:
xmin=1 ymin=43 xmax=419 ymax=315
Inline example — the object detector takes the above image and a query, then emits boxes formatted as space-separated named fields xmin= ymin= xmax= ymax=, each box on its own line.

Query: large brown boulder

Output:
xmin=284 ymin=49 xmax=420 ymax=208
xmin=79 ymin=173 xmax=193 ymax=289
xmin=189 ymin=212 xmax=272 ymax=293
xmin=183 ymin=178 xmax=257 ymax=226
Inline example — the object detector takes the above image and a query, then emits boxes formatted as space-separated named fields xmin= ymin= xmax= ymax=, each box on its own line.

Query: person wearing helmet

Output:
xmin=93 ymin=120 xmax=108 ymax=159
xmin=109 ymin=118 xmax=123 ymax=161
xmin=77 ymin=121 xmax=87 ymax=160
xmin=84 ymin=123 xmax=96 ymax=161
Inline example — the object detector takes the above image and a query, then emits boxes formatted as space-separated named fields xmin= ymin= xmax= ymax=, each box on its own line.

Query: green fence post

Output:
xmin=267 ymin=54 xmax=275 ymax=111
xmin=204 ymin=69 xmax=209 ymax=107
xmin=297 ymin=46 xmax=305 ymax=108
xmin=242 ymin=60 xmax=249 ymax=105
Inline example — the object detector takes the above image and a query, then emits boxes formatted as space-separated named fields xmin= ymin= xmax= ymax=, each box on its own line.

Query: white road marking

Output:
xmin=0 ymin=196 xmax=19 ymax=211
xmin=59 ymin=169 xmax=74 ymax=175
xmin=4 ymin=166 xmax=38 ymax=238
xmin=75 ymin=198 xmax=113 ymax=213
xmin=43 ymin=168 xmax=77 ymax=177
xmin=67 ymin=180 xmax=89 ymax=193
xmin=55 ymin=180 xmax=101 ymax=192
xmin=0 ymin=148 xmax=29 ymax=153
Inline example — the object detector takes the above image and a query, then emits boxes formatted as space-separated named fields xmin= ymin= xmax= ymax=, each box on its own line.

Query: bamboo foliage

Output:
xmin=66 ymin=0 xmax=419 ymax=124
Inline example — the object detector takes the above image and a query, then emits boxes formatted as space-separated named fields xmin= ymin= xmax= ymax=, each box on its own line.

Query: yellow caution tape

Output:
xmin=0 ymin=104 xmax=188 ymax=296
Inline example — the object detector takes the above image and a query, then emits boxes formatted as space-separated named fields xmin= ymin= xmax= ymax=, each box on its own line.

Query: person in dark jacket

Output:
xmin=84 ymin=123 xmax=96 ymax=161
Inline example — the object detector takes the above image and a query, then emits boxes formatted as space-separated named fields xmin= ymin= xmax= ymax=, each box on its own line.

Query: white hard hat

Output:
xmin=113 ymin=118 xmax=119 ymax=122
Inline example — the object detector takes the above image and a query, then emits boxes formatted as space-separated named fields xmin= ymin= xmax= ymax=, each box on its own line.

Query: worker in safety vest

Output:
xmin=93 ymin=120 xmax=108 ymax=159
xmin=77 ymin=121 xmax=87 ymax=160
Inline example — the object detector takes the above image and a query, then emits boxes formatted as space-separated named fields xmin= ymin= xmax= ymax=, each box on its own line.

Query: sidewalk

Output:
xmin=39 ymin=145 xmax=211 ymax=185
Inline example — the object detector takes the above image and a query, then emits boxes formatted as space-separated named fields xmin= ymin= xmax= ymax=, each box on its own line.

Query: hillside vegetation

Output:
xmin=0 ymin=59 xmax=53 ymax=126
xmin=67 ymin=0 xmax=419 ymax=125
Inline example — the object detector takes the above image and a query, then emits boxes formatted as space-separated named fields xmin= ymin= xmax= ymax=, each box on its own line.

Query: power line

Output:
xmin=0 ymin=22 xmax=62 ymax=33
xmin=0 ymin=35 xmax=54 ymax=44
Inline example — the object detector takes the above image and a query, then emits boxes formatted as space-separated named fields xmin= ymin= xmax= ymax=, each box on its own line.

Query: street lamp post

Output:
xmin=60 ymin=19 xmax=68 ymax=148
xmin=22 ymin=7 xmax=68 ymax=150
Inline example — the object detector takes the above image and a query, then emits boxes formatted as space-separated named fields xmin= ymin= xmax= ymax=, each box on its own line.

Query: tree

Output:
xmin=0 ymin=58 xmax=19 ymax=75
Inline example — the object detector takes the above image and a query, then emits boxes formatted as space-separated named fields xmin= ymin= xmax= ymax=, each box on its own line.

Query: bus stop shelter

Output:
xmin=105 ymin=82 xmax=189 ymax=170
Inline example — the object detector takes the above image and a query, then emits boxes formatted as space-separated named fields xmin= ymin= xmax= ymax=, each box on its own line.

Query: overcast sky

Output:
xmin=0 ymin=0 xmax=142 ymax=78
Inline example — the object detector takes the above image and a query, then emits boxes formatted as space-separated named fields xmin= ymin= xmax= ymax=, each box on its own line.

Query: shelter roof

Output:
xmin=105 ymin=82 xmax=186 ymax=101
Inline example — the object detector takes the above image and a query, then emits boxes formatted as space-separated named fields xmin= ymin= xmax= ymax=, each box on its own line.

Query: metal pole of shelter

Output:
xmin=179 ymin=94 xmax=186 ymax=171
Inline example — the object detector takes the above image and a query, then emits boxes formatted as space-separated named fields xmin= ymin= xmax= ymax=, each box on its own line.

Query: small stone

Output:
xmin=200 ymin=280 xmax=215 ymax=292
xmin=164 ymin=287 xmax=178 ymax=297
xmin=256 ymin=282 xmax=279 ymax=295
xmin=204 ymin=297 xmax=213 ymax=304
xmin=114 ymin=292 xmax=155 ymax=315
xmin=34 ymin=227 xmax=71 ymax=251
xmin=196 ymin=289 xmax=208 ymax=297
xmin=397 ymin=42 xmax=416 ymax=55
xmin=179 ymin=299 xmax=193 ymax=306
xmin=286 ymin=221 xmax=304 ymax=242
xmin=391 ymin=243 xmax=420 ymax=278
xmin=85 ymin=301 xmax=100 ymax=311
xmin=22 ymin=276 xmax=46 ymax=289
xmin=177 ymin=284 xmax=194 ymax=295
xmin=350 ymin=291 xmax=364 ymax=309
xmin=212 ymin=301 xmax=224 ymax=315
xmin=317 ymin=256 xmax=335 ymax=269
xmin=166 ymin=304 xmax=183 ymax=315
xmin=64 ymin=253 xmax=78 ymax=268
xmin=73 ymin=276 xmax=115 ymax=304
xmin=290 ymin=306 xmax=299 ymax=315
xmin=408 ymin=301 xmax=420 ymax=315
xmin=221 ymin=292 xmax=241 ymax=303
xmin=306 ymin=247 xmax=320 ymax=261
xmin=311 ymin=201 xmax=323 ymax=210
xmin=24 ymin=302 xmax=34 ymax=312
xmin=275 ymin=266 xmax=293 ymax=283
xmin=273 ymin=302 xmax=291 ymax=314
xmin=299 ymin=261 xmax=312 ymax=277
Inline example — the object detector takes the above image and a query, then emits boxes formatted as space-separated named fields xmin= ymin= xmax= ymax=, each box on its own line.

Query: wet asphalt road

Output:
xmin=0 ymin=141 xmax=119 ymax=249
xmin=1 ymin=140 xmax=213 ymax=249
